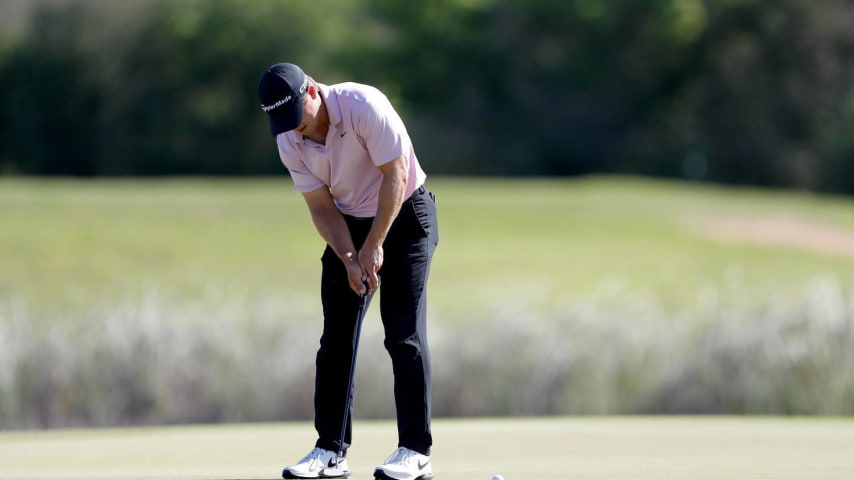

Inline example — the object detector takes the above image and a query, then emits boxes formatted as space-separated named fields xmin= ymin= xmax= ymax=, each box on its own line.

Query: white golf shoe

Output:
xmin=282 ymin=447 xmax=350 ymax=479
xmin=373 ymin=447 xmax=434 ymax=480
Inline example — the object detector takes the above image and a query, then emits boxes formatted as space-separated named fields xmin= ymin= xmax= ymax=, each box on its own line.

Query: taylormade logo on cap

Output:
xmin=259 ymin=77 xmax=309 ymax=113
xmin=258 ymin=62 xmax=309 ymax=135
xmin=261 ymin=96 xmax=292 ymax=112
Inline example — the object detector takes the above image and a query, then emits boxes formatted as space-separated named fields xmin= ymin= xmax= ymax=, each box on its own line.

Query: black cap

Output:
xmin=258 ymin=63 xmax=309 ymax=136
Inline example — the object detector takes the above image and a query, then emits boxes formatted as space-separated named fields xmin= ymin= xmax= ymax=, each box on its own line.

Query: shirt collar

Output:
xmin=287 ymin=83 xmax=343 ymax=146
xmin=318 ymin=83 xmax=343 ymax=130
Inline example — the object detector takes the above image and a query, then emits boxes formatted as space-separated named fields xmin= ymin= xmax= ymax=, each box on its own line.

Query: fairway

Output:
xmin=0 ymin=417 xmax=852 ymax=480
xmin=4 ymin=176 xmax=854 ymax=318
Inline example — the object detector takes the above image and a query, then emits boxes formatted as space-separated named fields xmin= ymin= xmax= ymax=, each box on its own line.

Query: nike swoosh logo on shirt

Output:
xmin=340 ymin=131 xmax=347 ymax=137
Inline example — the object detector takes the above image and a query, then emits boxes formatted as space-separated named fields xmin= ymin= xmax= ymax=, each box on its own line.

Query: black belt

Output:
xmin=410 ymin=184 xmax=426 ymax=199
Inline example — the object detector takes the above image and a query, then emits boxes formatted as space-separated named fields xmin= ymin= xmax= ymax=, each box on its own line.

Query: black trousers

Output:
xmin=314 ymin=186 xmax=438 ymax=456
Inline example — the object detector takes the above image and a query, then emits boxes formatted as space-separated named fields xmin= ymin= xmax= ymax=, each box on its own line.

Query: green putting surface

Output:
xmin=1 ymin=417 xmax=852 ymax=480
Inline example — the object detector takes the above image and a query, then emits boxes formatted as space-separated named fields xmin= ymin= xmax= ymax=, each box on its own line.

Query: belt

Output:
xmin=410 ymin=184 xmax=426 ymax=198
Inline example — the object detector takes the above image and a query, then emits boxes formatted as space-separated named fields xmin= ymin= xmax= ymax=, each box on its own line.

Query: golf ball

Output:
xmin=492 ymin=476 xmax=504 ymax=480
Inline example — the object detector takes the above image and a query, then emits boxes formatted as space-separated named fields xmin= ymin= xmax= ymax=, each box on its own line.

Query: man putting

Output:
xmin=258 ymin=63 xmax=438 ymax=480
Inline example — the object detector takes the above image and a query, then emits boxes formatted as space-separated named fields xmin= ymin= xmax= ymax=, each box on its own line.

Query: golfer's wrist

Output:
xmin=342 ymin=251 xmax=359 ymax=265
xmin=363 ymin=236 xmax=384 ymax=251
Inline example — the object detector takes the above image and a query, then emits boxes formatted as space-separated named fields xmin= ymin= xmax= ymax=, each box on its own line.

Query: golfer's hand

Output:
xmin=358 ymin=242 xmax=383 ymax=293
xmin=345 ymin=257 xmax=367 ymax=296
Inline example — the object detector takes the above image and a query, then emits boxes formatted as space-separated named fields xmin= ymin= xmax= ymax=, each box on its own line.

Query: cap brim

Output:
xmin=267 ymin=99 xmax=304 ymax=136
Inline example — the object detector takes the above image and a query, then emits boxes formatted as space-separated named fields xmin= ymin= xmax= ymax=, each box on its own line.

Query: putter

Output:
xmin=333 ymin=284 xmax=372 ymax=471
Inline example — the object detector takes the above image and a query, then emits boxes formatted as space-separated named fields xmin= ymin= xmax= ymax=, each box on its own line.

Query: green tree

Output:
xmin=629 ymin=0 xmax=854 ymax=191
xmin=0 ymin=0 xmax=369 ymax=176
xmin=1 ymin=0 xmax=853 ymax=194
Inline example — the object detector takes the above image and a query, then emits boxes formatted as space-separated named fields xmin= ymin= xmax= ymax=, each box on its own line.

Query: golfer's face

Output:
xmin=294 ymin=93 xmax=320 ymax=136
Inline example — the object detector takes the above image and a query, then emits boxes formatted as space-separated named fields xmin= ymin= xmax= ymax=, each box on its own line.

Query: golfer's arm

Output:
xmin=302 ymin=187 xmax=359 ymax=265
xmin=365 ymin=155 xmax=408 ymax=248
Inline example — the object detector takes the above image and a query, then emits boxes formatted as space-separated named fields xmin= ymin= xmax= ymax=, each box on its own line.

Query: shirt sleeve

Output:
xmin=277 ymin=137 xmax=326 ymax=193
xmin=354 ymin=88 xmax=411 ymax=168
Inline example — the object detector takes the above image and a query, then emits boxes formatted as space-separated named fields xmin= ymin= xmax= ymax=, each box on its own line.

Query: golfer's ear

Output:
xmin=308 ymin=84 xmax=317 ymax=98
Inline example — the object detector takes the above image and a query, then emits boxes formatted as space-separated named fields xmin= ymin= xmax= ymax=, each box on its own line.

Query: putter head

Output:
xmin=321 ymin=461 xmax=348 ymax=478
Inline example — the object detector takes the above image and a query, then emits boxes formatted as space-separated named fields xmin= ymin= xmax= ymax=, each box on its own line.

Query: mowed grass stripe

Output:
xmin=0 ymin=417 xmax=852 ymax=480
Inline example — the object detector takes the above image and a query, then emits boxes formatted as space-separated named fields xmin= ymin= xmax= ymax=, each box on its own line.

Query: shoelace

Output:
xmin=385 ymin=447 xmax=416 ymax=465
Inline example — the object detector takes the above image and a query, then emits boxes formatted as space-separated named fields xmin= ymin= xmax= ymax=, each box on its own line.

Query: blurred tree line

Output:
xmin=1 ymin=0 xmax=854 ymax=193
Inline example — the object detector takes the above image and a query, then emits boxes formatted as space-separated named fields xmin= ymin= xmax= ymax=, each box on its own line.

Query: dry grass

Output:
xmin=1 ymin=273 xmax=853 ymax=428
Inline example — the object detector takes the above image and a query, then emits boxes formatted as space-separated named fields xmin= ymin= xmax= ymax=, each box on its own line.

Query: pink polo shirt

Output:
xmin=275 ymin=82 xmax=426 ymax=218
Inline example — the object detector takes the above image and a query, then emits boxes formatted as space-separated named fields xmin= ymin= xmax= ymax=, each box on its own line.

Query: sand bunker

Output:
xmin=695 ymin=215 xmax=854 ymax=260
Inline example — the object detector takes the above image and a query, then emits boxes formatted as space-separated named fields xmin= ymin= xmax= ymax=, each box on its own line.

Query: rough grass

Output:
xmin=1 ymin=417 xmax=853 ymax=480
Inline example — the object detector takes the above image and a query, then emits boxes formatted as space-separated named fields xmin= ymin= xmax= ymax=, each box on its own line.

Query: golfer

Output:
xmin=258 ymin=63 xmax=438 ymax=480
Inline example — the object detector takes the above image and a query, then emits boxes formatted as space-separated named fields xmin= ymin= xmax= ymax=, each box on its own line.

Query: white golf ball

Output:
xmin=491 ymin=475 xmax=504 ymax=480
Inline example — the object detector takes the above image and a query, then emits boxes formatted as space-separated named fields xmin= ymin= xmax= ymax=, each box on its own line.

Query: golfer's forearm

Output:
xmin=366 ymin=158 xmax=407 ymax=247
xmin=310 ymin=207 xmax=359 ymax=264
